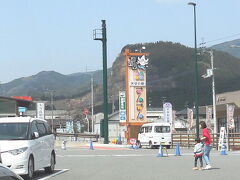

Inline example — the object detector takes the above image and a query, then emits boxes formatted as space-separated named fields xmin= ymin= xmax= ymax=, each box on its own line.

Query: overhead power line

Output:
xmin=201 ymin=33 xmax=240 ymax=46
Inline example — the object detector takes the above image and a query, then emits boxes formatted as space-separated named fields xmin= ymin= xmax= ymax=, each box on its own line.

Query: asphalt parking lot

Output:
xmin=30 ymin=146 xmax=240 ymax=180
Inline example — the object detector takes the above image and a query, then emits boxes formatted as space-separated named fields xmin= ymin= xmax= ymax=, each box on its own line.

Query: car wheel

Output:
xmin=44 ymin=152 xmax=55 ymax=174
xmin=136 ymin=140 xmax=142 ymax=148
xmin=24 ymin=156 xmax=34 ymax=180
xmin=148 ymin=141 xmax=153 ymax=149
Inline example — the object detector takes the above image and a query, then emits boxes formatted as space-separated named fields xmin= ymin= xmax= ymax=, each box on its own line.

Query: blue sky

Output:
xmin=0 ymin=0 xmax=239 ymax=83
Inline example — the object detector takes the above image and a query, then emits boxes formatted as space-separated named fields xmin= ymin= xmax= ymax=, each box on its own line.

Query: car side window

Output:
xmin=31 ymin=121 xmax=39 ymax=134
xmin=44 ymin=122 xmax=52 ymax=135
xmin=36 ymin=122 xmax=47 ymax=137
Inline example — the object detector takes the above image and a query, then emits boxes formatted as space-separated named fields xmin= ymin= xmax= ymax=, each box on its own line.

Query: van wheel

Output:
xmin=24 ymin=156 xmax=34 ymax=180
xmin=148 ymin=141 xmax=153 ymax=149
xmin=44 ymin=152 xmax=55 ymax=174
xmin=136 ymin=140 xmax=142 ymax=148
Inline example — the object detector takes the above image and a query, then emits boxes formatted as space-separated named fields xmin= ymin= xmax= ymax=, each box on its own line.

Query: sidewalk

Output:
xmin=55 ymin=140 xmax=131 ymax=149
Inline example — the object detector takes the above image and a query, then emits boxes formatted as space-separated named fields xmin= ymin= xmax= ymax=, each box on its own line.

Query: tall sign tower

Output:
xmin=122 ymin=48 xmax=149 ymax=141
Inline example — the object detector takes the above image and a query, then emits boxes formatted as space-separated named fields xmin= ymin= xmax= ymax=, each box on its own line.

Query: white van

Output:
xmin=137 ymin=122 xmax=172 ymax=149
xmin=0 ymin=117 xmax=56 ymax=180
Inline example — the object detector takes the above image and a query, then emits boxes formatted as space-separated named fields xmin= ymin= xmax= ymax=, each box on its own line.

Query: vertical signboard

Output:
xmin=66 ymin=121 xmax=74 ymax=133
xmin=119 ymin=91 xmax=126 ymax=122
xmin=187 ymin=108 xmax=193 ymax=130
xmin=163 ymin=102 xmax=173 ymax=124
xmin=218 ymin=127 xmax=227 ymax=151
xmin=227 ymin=104 xmax=235 ymax=130
xmin=172 ymin=110 xmax=176 ymax=132
xmin=126 ymin=52 xmax=149 ymax=123
xmin=206 ymin=106 xmax=213 ymax=130
xmin=36 ymin=103 xmax=45 ymax=119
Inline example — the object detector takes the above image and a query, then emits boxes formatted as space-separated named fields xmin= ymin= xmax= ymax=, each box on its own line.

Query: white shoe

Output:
xmin=204 ymin=165 xmax=212 ymax=170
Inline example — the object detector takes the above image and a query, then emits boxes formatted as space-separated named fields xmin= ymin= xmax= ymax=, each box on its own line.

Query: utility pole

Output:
xmin=86 ymin=67 xmax=94 ymax=134
xmin=91 ymin=73 xmax=94 ymax=134
xmin=200 ymin=47 xmax=217 ymax=134
xmin=210 ymin=50 xmax=217 ymax=134
xmin=51 ymin=91 xmax=53 ymax=132
xmin=94 ymin=20 xmax=109 ymax=144
xmin=46 ymin=90 xmax=55 ymax=133
xmin=112 ymin=95 xmax=115 ymax=114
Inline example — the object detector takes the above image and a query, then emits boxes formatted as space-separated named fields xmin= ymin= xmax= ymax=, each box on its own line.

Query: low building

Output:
xmin=215 ymin=90 xmax=240 ymax=132
xmin=0 ymin=96 xmax=33 ymax=117
xmin=94 ymin=108 xmax=188 ymax=140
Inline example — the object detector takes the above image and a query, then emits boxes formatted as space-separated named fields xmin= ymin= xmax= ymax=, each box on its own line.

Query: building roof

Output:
xmin=216 ymin=90 xmax=240 ymax=107
xmin=0 ymin=96 xmax=32 ymax=107
xmin=176 ymin=107 xmax=206 ymax=115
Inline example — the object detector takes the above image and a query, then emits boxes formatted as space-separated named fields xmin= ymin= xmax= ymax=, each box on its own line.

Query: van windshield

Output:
xmin=155 ymin=126 xmax=170 ymax=133
xmin=0 ymin=123 xmax=29 ymax=140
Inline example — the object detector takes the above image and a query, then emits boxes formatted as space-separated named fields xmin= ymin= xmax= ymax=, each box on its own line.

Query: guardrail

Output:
xmin=55 ymin=133 xmax=99 ymax=142
xmin=172 ymin=133 xmax=240 ymax=150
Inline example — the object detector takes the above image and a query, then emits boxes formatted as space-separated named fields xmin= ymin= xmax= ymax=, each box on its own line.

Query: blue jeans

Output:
xmin=203 ymin=145 xmax=212 ymax=165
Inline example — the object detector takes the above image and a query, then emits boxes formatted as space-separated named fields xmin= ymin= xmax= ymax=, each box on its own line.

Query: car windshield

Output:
xmin=0 ymin=123 xmax=29 ymax=140
xmin=155 ymin=126 xmax=170 ymax=133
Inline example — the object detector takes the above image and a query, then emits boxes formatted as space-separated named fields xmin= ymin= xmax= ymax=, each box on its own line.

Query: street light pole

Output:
xmin=188 ymin=2 xmax=200 ymax=139
xmin=94 ymin=20 xmax=109 ymax=144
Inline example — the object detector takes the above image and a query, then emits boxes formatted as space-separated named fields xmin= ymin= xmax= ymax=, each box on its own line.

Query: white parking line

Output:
xmin=38 ymin=169 xmax=69 ymax=180
xmin=57 ymin=154 xmax=158 ymax=157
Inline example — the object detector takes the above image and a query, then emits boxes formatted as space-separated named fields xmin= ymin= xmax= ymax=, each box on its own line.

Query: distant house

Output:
xmin=25 ymin=109 xmax=70 ymax=130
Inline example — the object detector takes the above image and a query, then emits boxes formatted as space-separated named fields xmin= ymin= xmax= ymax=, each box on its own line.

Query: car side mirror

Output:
xmin=32 ymin=132 xmax=39 ymax=139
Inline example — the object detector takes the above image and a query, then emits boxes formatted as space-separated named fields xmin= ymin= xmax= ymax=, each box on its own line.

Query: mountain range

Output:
xmin=109 ymin=41 xmax=240 ymax=109
xmin=0 ymin=70 xmax=103 ymax=100
xmin=1 ymin=40 xmax=240 ymax=111
xmin=212 ymin=39 xmax=240 ymax=58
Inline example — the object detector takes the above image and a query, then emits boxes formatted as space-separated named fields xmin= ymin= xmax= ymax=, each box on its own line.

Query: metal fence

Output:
xmin=172 ymin=133 xmax=240 ymax=150
xmin=55 ymin=133 xmax=99 ymax=142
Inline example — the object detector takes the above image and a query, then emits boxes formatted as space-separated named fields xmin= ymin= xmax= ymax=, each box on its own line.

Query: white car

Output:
xmin=137 ymin=122 xmax=172 ymax=149
xmin=0 ymin=117 xmax=56 ymax=180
